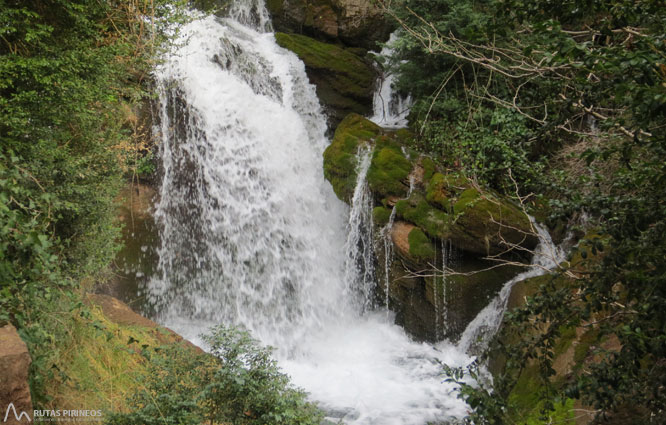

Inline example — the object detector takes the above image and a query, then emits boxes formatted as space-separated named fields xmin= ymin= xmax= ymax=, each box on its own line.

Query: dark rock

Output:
xmin=266 ymin=0 xmax=392 ymax=49
xmin=275 ymin=33 xmax=375 ymax=126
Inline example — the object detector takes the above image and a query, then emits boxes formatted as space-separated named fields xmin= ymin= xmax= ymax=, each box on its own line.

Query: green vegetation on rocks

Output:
xmin=367 ymin=146 xmax=412 ymax=199
xmin=372 ymin=206 xmax=393 ymax=227
xmin=274 ymin=33 xmax=375 ymax=122
xmin=395 ymin=195 xmax=450 ymax=240
xmin=407 ymin=228 xmax=436 ymax=261
xmin=323 ymin=114 xmax=381 ymax=201
xmin=425 ymin=173 xmax=450 ymax=210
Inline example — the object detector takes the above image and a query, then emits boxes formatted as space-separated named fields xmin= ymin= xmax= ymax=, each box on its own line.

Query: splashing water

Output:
xmin=370 ymin=32 xmax=412 ymax=128
xmin=343 ymin=147 xmax=376 ymax=313
xmin=149 ymin=5 xmax=473 ymax=424
xmin=457 ymin=221 xmax=566 ymax=354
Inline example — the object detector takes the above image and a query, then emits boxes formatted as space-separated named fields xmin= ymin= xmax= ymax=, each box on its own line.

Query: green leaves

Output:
xmin=109 ymin=326 xmax=323 ymax=425
xmin=390 ymin=0 xmax=666 ymax=421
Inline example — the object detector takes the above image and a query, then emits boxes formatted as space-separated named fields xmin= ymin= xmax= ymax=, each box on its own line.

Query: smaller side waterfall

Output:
xmin=458 ymin=221 xmax=566 ymax=353
xmin=343 ymin=147 xmax=376 ymax=312
xmin=370 ymin=33 xmax=412 ymax=128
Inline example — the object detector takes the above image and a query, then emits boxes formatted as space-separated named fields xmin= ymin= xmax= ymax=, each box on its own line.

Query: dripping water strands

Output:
xmin=378 ymin=173 xmax=415 ymax=312
xmin=343 ymin=146 xmax=376 ymax=313
xmin=380 ymin=207 xmax=396 ymax=312
xmin=433 ymin=238 xmax=450 ymax=340
xmin=226 ymin=0 xmax=273 ymax=32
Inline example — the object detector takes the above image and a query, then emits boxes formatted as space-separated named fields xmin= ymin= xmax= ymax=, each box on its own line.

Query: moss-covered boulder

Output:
xmin=393 ymin=173 xmax=538 ymax=256
xmin=323 ymin=114 xmax=382 ymax=201
xmin=395 ymin=194 xmax=451 ymax=239
xmin=323 ymin=113 xmax=415 ymax=202
xmin=389 ymin=221 xmax=437 ymax=265
xmin=274 ymin=33 xmax=375 ymax=125
xmin=367 ymin=143 xmax=412 ymax=199
xmin=452 ymin=187 xmax=538 ymax=255
xmin=372 ymin=206 xmax=392 ymax=227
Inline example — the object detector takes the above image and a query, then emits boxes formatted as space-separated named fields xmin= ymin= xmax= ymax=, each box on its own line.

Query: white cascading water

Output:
xmin=370 ymin=32 xmax=412 ymax=128
xmin=149 ymin=4 xmax=473 ymax=424
xmin=457 ymin=221 xmax=566 ymax=354
xmin=343 ymin=147 xmax=376 ymax=313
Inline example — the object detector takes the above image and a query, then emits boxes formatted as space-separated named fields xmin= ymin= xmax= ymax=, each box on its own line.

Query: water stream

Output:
xmin=149 ymin=6 xmax=471 ymax=424
xmin=147 ymin=3 xmax=567 ymax=423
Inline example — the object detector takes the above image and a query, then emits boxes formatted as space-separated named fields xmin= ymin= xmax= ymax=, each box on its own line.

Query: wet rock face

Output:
xmin=266 ymin=0 xmax=392 ymax=49
xmin=0 ymin=325 xmax=33 ymax=425
xmin=274 ymin=33 xmax=375 ymax=127
xmin=324 ymin=114 xmax=537 ymax=341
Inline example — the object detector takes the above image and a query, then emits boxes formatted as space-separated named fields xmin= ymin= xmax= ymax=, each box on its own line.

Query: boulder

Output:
xmin=323 ymin=114 xmax=415 ymax=201
xmin=266 ymin=0 xmax=392 ymax=49
xmin=323 ymin=114 xmax=382 ymax=201
xmin=396 ymin=173 xmax=539 ymax=256
xmin=275 ymin=33 xmax=375 ymax=126
xmin=0 ymin=325 xmax=33 ymax=425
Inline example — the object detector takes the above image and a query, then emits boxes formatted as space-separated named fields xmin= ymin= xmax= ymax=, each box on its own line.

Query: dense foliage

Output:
xmin=108 ymin=326 xmax=323 ymax=425
xmin=0 ymin=0 xmax=184 ymax=403
xmin=381 ymin=0 xmax=666 ymax=423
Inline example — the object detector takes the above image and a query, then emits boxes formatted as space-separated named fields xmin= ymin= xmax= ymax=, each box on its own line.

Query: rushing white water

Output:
xmin=343 ymin=147 xmax=376 ymax=313
xmin=457 ymin=221 xmax=566 ymax=354
xmin=370 ymin=32 xmax=412 ymax=128
xmin=149 ymin=6 xmax=473 ymax=424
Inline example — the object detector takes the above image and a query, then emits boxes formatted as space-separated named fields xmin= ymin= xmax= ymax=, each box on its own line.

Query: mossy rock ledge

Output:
xmin=324 ymin=114 xmax=538 ymax=256
xmin=324 ymin=114 xmax=546 ymax=341
xmin=274 ymin=33 xmax=375 ymax=126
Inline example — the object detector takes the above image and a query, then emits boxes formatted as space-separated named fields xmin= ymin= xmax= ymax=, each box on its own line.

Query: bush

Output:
xmin=107 ymin=326 xmax=323 ymax=425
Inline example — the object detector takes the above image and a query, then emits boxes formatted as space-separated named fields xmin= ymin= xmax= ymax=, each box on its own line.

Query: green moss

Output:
xmin=274 ymin=33 xmax=374 ymax=100
xmin=509 ymin=364 xmax=576 ymax=425
xmin=453 ymin=188 xmax=482 ymax=215
xmin=367 ymin=147 xmax=412 ymax=198
xmin=373 ymin=206 xmax=393 ymax=226
xmin=421 ymin=157 xmax=436 ymax=181
xmin=452 ymin=187 xmax=537 ymax=255
xmin=408 ymin=228 xmax=436 ymax=261
xmin=396 ymin=195 xmax=451 ymax=239
xmin=323 ymin=114 xmax=381 ymax=201
xmin=509 ymin=362 xmax=543 ymax=415
xmin=265 ymin=0 xmax=284 ymax=14
xmin=554 ymin=325 xmax=577 ymax=359
xmin=426 ymin=173 xmax=450 ymax=210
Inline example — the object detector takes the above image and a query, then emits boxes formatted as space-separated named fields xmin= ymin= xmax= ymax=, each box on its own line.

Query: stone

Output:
xmin=274 ymin=33 xmax=375 ymax=126
xmin=267 ymin=0 xmax=392 ymax=49
xmin=85 ymin=294 xmax=203 ymax=353
xmin=391 ymin=221 xmax=416 ymax=260
xmin=0 ymin=325 xmax=33 ymax=425
xmin=323 ymin=113 xmax=382 ymax=201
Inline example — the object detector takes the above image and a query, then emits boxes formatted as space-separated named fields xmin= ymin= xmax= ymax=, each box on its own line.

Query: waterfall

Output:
xmin=370 ymin=32 xmax=412 ymax=128
xmin=343 ymin=147 xmax=376 ymax=312
xmin=149 ymin=3 xmax=472 ymax=424
xmin=457 ymin=221 xmax=566 ymax=354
